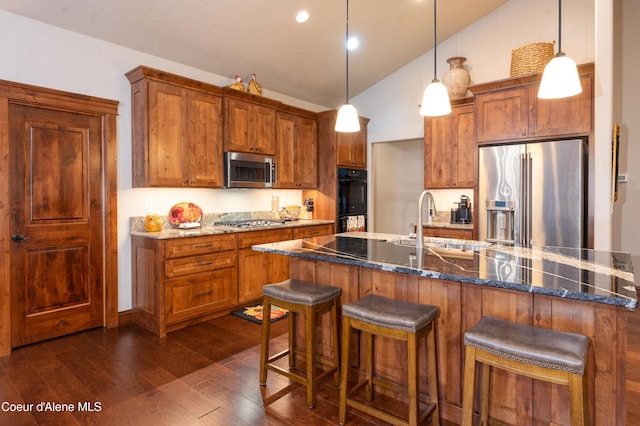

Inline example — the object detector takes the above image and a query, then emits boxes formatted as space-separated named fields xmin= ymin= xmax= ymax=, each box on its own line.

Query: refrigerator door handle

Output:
xmin=526 ymin=152 xmax=533 ymax=246
xmin=519 ymin=153 xmax=527 ymax=245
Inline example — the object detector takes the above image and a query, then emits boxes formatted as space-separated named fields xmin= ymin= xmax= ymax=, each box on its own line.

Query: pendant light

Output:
xmin=335 ymin=0 xmax=360 ymax=132
xmin=420 ymin=0 xmax=451 ymax=117
xmin=538 ymin=0 xmax=582 ymax=99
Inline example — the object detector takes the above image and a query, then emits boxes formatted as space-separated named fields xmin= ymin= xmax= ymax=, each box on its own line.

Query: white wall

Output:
xmin=0 ymin=10 xmax=326 ymax=312
xmin=611 ymin=0 xmax=640 ymax=256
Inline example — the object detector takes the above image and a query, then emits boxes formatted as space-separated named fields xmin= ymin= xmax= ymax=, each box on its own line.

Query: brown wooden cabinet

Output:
xmin=474 ymin=72 xmax=593 ymax=144
xmin=224 ymin=90 xmax=278 ymax=155
xmin=275 ymin=106 xmax=318 ymax=189
xmin=237 ymin=228 xmax=293 ymax=304
xmin=126 ymin=66 xmax=224 ymax=188
xmin=131 ymin=233 xmax=238 ymax=336
xmin=336 ymin=120 xmax=368 ymax=169
xmin=292 ymin=223 xmax=334 ymax=239
xmin=304 ymin=111 xmax=370 ymax=230
xmin=424 ymin=101 xmax=475 ymax=189
xmin=423 ymin=226 xmax=473 ymax=240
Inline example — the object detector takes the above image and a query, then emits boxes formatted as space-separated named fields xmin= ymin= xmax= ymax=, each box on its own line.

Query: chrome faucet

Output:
xmin=416 ymin=190 xmax=437 ymax=250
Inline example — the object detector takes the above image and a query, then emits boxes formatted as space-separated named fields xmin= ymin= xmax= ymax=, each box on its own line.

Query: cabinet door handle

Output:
xmin=195 ymin=261 xmax=214 ymax=267
xmin=194 ymin=290 xmax=214 ymax=297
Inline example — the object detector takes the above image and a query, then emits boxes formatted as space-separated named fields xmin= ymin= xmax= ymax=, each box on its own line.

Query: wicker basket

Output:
xmin=510 ymin=41 xmax=555 ymax=77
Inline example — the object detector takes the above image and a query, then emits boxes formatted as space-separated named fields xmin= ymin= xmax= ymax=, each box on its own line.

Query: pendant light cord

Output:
xmin=433 ymin=0 xmax=437 ymax=81
xmin=557 ymin=0 xmax=563 ymax=54
xmin=345 ymin=0 xmax=350 ymax=103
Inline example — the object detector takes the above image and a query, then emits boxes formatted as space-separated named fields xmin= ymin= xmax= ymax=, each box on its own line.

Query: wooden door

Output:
xmin=529 ymin=74 xmax=593 ymax=138
xmin=424 ymin=114 xmax=450 ymax=188
xmin=475 ymin=87 xmax=529 ymax=143
xmin=451 ymin=104 xmax=475 ymax=187
xmin=295 ymin=116 xmax=318 ymax=188
xmin=148 ymin=81 xmax=189 ymax=186
xmin=275 ymin=112 xmax=296 ymax=188
xmin=225 ymin=97 xmax=251 ymax=153
xmin=9 ymin=104 xmax=104 ymax=347
xmin=251 ymin=103 xmax=276 ymax=155
xmin=188 ymin=90 xmax=224 ymax=187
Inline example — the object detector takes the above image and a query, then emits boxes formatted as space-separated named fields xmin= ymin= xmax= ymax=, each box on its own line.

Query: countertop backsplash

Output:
xmin=130 ymin=211 xmax=283 ymax=233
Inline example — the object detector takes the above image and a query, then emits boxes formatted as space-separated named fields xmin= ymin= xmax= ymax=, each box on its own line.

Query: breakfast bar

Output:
xmin=253 ymin=232 xmax=637 ymax=425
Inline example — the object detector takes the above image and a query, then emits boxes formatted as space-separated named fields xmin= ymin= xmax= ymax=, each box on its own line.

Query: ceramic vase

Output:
xmin=442 ymin=56 xmax=470 ymax=99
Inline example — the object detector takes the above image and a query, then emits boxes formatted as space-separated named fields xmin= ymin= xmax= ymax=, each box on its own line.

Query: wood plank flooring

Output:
xmin=0 ymin=310 xmax=638 ymax=425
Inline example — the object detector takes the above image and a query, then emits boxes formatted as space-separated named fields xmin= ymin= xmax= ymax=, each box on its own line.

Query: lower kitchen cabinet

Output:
xmin=237 ymin=228 xmax=293 ymax=304
xmin=292 ymin=223 xmax=334 ymax=239
xmin=131 ymin=223 xmax=334 ymax=336
xmin=131 ymin=233 xmax=238 ymax=336
xmin=423 ymin=226 xmax=473 ymax=240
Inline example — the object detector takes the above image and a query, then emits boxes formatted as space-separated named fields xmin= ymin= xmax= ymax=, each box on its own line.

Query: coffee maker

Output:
xmin=451 ymin=195 xmax=472 ymax=224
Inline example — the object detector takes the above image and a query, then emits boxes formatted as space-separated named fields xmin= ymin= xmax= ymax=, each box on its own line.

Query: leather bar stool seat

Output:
xmin=462 ymin=316 xmax=591 ymax=425
xmin=259 ymin=279 xmax=341 ymax=408
xmin=338 ymin=294 xmax=441 ymax=426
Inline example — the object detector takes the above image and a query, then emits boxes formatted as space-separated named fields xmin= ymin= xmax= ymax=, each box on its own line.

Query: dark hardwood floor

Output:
xmin=0 ymin=310 xmax=638 ymax=425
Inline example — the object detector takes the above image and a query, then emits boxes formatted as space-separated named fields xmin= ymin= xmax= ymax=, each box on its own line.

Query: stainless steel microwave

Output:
xmin=224 ymin=152 xmax=275 ymax=188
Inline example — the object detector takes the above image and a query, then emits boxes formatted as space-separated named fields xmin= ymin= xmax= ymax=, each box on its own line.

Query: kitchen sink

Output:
xmin=386 ymin=237 xmax=492 ymax=252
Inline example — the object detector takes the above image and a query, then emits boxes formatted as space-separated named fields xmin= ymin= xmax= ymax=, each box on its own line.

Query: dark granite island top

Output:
xmin=253 ymin=232 xmax=636 ymax=425
xmin=253 ymin=232 xmax=637 ymax=310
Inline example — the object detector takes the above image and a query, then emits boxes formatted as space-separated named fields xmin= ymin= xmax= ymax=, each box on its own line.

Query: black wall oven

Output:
xmin=337 ymin=167 xmax=367 ymax=232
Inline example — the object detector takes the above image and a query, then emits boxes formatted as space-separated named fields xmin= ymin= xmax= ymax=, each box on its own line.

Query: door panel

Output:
xmin=10 ymin=104 xmax=104 ymax=347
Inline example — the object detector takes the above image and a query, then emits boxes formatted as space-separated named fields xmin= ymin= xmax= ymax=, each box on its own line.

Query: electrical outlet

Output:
xmin=144 ymin=201 xmax=153 ymax=213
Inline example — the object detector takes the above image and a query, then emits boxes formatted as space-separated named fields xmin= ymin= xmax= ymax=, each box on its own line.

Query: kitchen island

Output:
xmin=253 ymin=232 xmax=637 ymax=425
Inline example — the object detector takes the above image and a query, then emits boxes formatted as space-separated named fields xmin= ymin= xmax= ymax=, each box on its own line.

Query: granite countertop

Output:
xmin=252 ymin=232 xmax=638 ymax=310
xmin=130 ymin=212 xmax=334 ymax=240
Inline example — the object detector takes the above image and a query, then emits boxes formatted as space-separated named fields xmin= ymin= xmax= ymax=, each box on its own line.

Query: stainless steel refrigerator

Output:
xmin=478 ymin=139 xmax=587 ymax=248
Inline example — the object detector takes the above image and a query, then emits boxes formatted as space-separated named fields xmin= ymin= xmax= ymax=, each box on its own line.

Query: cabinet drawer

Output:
xmin=166 ymin=269 xmax=238 ymax=324
xmin=423 ymin=227 xmax=473 ymax=240
xmin=293 ymin=224 xmax=333 ymax=239
xmin=237 ymin=228 xmax=293 ymax=248
xmin=165 ymin=251 xmax=237 ymax=278
xmin=164 ymin=234 xmax=236 ymax=259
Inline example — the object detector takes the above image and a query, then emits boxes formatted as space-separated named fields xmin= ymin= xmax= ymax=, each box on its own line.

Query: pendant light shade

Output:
xmin=335 ymin=103 xmax=360 ymax=132
xmin=420 ymin=79 xmax=451 ymax=116
xmin=335 ymin=0 xmax=360 ymax=132
xmin=420 ymin=0 xmax=451 ymax=117
xmin=538 ymin=0 xmax=582 ymax=99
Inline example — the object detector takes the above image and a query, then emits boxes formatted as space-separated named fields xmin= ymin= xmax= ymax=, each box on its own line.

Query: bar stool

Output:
xmin=259 ymin=279 xmax=341 ymax=408
xmin=462 ymin=317 xmax=591 ymax=426
xmin=338 ymin=294 xmax=440 ymax=426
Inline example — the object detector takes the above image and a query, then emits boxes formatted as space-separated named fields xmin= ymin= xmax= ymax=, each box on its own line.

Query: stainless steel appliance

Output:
xmin=337 ymin=168 xmax=367 ymax=232
xmin=224 ymin=152 xmax=275 ymax=188
xmin=451 ymin=195 xmax=472 ymax=224
xmin=478 ymin=139 xmax=587 ymax=247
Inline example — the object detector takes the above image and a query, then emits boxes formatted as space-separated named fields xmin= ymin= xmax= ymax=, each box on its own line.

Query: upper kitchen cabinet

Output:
xmin=473 ymin=63 xmax=593 ymax=144
xmin=275 ymin=105 xmax=318 ymax=189
xmin=336 ymin=118 xmax=368 ymax=169
xmin=126 ymin=66 xmax=224 ymax=188
xmin=224 ymin=89 xmax=279 ymax=155
xmin=424 ymin=100 xmax=475 ymax=188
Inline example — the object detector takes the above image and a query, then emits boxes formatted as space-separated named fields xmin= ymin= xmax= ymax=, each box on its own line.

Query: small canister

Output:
xmin=145 ymin=214 xmax=163 ymax=232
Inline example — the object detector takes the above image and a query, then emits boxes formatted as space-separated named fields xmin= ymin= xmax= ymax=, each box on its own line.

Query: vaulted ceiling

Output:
xmin=0 ymin=0 xmax=508 ymax=107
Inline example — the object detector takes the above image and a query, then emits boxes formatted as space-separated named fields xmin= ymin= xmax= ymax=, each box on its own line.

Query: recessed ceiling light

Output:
xmin=296 ymin=10 xmax=309 ymax=23
xmin=347 ymin=37 xmax=359 ymax=50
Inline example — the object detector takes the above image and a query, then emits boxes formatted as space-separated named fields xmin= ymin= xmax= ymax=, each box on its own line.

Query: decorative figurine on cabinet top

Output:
xmin=247 ymin=73 xmax=263 ymax=96
xmin=229 ymin=75 xmax=245 ymax=91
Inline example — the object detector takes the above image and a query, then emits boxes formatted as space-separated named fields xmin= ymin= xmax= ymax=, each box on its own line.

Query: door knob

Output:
xmin=11 ymin=233 xmax=29 ymax=241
